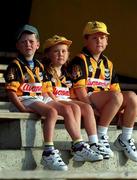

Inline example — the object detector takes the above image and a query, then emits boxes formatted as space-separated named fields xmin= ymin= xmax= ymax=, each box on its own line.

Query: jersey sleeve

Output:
xmin=68 ymin=56 xmax=87 ymax=88
xmin=4 ymin=63 xmax=21 ymax=92
xmin=110 ymin=68 xmax=121 ymax=92
xmin=42 ymin=71 xmax=53 ymax=93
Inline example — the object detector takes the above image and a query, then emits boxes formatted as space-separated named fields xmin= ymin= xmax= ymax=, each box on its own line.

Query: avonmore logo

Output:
xmin=87 ymin=78 xmax=110 ymax=88
xmin=53 ymin=89 xmax=70 ymax=97
xmin=20 ymin=83 xmax=42 ymax=93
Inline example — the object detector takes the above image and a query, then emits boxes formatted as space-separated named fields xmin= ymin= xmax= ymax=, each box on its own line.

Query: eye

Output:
xmin=29 ymin=40 xmax=35 ymax=44
xmin=62 ymin=49 xmax=67 ymax=53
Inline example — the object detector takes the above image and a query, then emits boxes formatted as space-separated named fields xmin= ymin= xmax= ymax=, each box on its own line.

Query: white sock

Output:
xmin=97 ymin=125 xmax=108 ymax=139
xmin=121 ymin=127 xmax=133 ymax=141
xmin=88 ymin=134 xmax=98 ymax=144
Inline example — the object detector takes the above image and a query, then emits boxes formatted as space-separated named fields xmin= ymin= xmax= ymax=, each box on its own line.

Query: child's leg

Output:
xmin=28 ymin=101 xmax=68 ymax=170
xmin=72 ymin=101 xmax=97 ymax=135
xmin=48 ymin=101 xmax=82 ymax=141
xmin=89 ymin=91 xmax=123 ymax=127
xmin=114 ymin=91 xmax=137 ymax=162
xmin=59 ymin=101 xmax=81 ymax=130
xmin=88 ymin=91 xmax=123 ymax=157
xmin=65 ymin=100 xmax=109 ymax=159
xmin=121 ymin=91 xmax=137 ymax=128
xmin=28 ymin=101 xmax=58 ymax=142
xmin=49 ymin=101 xmax=103 ymax=162
xmin=60 ymin=100 xmax=97 ymax=138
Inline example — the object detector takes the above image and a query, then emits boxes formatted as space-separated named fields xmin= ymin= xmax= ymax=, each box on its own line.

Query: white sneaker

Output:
xmin=90 ymin=143 xmax=110 ymax=159
xmin=72 ymin=142 xmax=103 ymax=162
xmin=98 ymin=135 xmax=114 ymax=157
xmin=114 ymin=134 xmax=137 ymax=162
xmin=41 ymin=149 xmax=68 ymax=171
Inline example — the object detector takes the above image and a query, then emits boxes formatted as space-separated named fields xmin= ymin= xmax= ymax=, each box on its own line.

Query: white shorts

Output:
xmin=9 ymin=96 xmax=53 ymax=112
xmin=88 ymin=92 xmax=93 ymax=96
xmin=56 ymin=97 xmax=72 ymax=102
xmin=20 ymin=96 xmax=53 ymax=106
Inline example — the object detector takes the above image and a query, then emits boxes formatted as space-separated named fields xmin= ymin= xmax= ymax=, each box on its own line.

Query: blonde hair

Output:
xmin=43 ymin=46 xmax=70 ymax=81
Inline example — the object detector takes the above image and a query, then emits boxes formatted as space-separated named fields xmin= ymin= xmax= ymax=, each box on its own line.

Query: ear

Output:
xmin=68 ymin=51 xmax=70 ymax=57
xmin=36 ymin=41 xmax=40 ymax=50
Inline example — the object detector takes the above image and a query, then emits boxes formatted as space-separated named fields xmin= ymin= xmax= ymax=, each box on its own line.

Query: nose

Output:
xmin=25 ymin=41 xmax=31 ymax=47
xmin=59 ymin=50 xmax=63 ymax=56
xmin=97 ymin=37 xmax=101 ymax=43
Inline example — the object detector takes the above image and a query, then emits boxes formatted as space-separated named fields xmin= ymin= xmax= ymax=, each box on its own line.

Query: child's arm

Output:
xmin=7 ymin=90 xmax=34 ymax=112
xmin=47 ymin=92 xmax=58 ymax=101
xmin=74 ymin=87 xmax=100 ymax=116
xmin=74 ymin=87 xmax=91 ymax=104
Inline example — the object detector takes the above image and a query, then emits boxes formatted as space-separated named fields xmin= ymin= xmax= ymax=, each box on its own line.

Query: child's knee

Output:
xmin=124 ymin=91 xmax=137 ymax=108
xmin=48 ymin=107 xmax=58 ymax=118
xmin=111 ymin=92 xmax=123 ymax=106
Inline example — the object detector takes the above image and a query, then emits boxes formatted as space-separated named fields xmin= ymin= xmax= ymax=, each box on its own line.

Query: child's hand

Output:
xmin=42 ymin=93 xmax=49 ymax=98
xmin=93 ymin=108 xmax=100 ymax=116
xmin=25 ymin=107 xmax=35 ymax=113
xmin=21 ymin=107 xmax=34 ymax=113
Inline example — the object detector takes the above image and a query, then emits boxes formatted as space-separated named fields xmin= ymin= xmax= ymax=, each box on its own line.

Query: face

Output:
xmin=85 ymin=32 xmax=108 ymax=55
xmin=48 ymin=44 xmax=69 ymax=67
xmin=16 ymin=33 xmax=40 ymax=60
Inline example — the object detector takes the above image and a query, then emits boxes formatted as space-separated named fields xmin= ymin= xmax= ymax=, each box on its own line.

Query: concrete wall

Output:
xmin=29 ymin=0 xmax=137 ymax=79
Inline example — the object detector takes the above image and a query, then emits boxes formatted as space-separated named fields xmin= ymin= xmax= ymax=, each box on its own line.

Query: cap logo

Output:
xmin=54 ymin=36 xmax=60 ymax=42
xmin=92 ymin=22 xmax=101 ymax=29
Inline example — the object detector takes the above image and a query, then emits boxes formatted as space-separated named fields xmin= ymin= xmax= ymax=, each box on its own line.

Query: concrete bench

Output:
xmin=0 ymin=100 xmax=43 ymax=149
xmin=0 ymin=100 xmax=64 ymax=149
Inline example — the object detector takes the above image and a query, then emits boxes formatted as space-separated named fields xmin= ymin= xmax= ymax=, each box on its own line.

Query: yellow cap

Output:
xmin=43 ymin=35 xmax=72 ymax=50
xmin=83 ymin=21 xmax=110 ymax=36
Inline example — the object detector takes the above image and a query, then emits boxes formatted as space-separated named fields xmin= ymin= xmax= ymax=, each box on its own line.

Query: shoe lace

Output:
xmin=46 ymin=149 xmax=64 ymax=163
xmin=82 ymin=142 xmax=97 ymax=155
xmin=96 ymin=143 xmax=105 ymax=152
xmin=99 ymin=135 xmax=110 ymax=148
xmin=129 ymin=138 xmax=136 ymax=151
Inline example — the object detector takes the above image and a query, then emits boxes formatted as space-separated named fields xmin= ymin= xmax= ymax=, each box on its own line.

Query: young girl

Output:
xmin=4 ymin=25 xmax=103 ymax=171
xmin=42 ymin=35 xmax=110 ymax=159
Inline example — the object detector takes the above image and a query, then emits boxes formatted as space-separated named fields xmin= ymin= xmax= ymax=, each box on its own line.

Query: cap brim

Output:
xmin=83 ymin=30 xmax=110 ymax=36
xmin=44 ymin=40 xmax=72 ymax=50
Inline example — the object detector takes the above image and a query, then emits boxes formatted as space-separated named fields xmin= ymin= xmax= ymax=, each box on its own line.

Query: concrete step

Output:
xmin=0 ymin=142 xmax=137 ymax=171
xmin=0 ymin=148 xmax=137 ymax=180
xmin=0 ymin=169 xmax=137 ymax=180
xmin=0 ymin=128 xmax=137 ymax=179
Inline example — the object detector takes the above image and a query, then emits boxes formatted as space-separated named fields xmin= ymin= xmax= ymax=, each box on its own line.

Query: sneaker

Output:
xmin=90 ymin=143 xmax=110 ymax=159
xmin=41 ymin=149 xmax=68 ymax=171
xmin=114 ymin=134 xmax=137 ymax=162
xmin=98 ymin=135 xmax=114 ymax=157
xmin=72 ymin=142 xmax=103 ymax=162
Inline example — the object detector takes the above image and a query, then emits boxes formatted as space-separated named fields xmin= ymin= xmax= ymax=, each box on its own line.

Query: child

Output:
xmin=42 ymin=35 xmax=110 ymax=159
xmin=68 ymin=21 xmax=137 ymax=161
xmin=4 ymin=24 xmax=103 ymax=171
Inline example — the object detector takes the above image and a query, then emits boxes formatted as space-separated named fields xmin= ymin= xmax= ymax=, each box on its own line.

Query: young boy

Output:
xmin=68 ymin=21 xmax=137 ymax=161
xmin=4 ymin=24 xmax=103 ymax=171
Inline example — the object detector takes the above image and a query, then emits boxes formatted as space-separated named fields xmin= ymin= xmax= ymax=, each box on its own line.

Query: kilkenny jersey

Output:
xmin=4 ymin=55 xmax=52 ymax=96
xmin=68 ymin=47 xmax=121 ymax=95
xmin=46 ymin=68 xmax=72 ymax=100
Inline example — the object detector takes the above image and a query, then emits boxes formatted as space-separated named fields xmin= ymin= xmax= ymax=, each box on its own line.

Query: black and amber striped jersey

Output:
xmin=4 ymin=55 xmax=52 ymax=96
xmin=68 ymin=47 xmax=121 ymax=95
xmin=45 ymin=68 xmax=72 ymax=100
